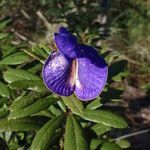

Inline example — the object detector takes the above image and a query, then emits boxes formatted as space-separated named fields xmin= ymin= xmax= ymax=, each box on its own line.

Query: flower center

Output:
xmin=75 ymin=59 xmax=82 ymax=89
xmin=69 ymin=59 xmax=76 ymax=86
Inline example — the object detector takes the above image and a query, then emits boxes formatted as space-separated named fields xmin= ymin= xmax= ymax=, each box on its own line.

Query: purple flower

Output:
xmin=42 ymin=27 xmax=108 ymax=101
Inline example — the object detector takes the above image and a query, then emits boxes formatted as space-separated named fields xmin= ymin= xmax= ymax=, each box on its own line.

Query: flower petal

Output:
xmin=54 ymin=28 xmax=78 ymax=59
xmin=75 ymin=45 xmax=108 ymax=101
xmin=42 ymin=51 xmax=75 ymax=96
xmin=59 ymin=27 xmax=70 ymax=34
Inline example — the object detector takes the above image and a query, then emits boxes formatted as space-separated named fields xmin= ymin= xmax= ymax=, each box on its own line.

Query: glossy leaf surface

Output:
xmin=64 ymin=115 xmax=88 ymax=150
xmin=31 ymin=115 xmax=64 ymax=150
xmin=8 ymin=95 xmax=58 ymax=119
xmin=3 ymin=68 xmax=40 ymax=83
xmin=0 ymin=116 xmax=48 ymax=131
xmin=83 ymin=110 xmax=127 ymax=128
xmin=62 ymin=95 xmax=84 ymax=116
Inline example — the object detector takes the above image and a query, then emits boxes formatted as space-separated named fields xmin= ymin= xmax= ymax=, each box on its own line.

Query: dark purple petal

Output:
xmin=42 ymin=51 xmax=75 ymax=96
xmin=75 ymin=45 xmax=108 ymax=101
xmin=54 ymin=29 xmax=78 ymax=59
xmin=59 ymin=27 xmax=70 ymax=34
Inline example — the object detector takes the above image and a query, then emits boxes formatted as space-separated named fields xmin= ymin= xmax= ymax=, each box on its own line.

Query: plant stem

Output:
xmin=115 ymin=129 xmax=150 ymax=141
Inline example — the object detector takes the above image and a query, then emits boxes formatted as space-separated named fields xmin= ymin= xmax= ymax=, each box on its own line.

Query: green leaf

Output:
xmin=101 ymin=141 xmax=122 ymax=150
xmin=0 ymin=116 xmax=48 ymax=132
xmin=91 ymin=123 xmax=111 ymax=135
xmin=8 ymin=79 xmax=47 ymax=92
xmin=28 ymin=63 xmax=42 ymax=73
xmin=0 ymin=52 xmax=30 ymax=65
xmin=32 ymin=45 xmax=48 ymax=58
xmin=0 ymin=33 xmax=9 ymax=39
xmin=0 ymin=82 xmax=10 ymax=98
xmin=49 ymin=105 xmax=63 ymax=117
xmin=0 ymin=98 xmax=8 ymax=107
xmin=3 ymin=68 xmax=41 ymax=83
xmin=57 ymin=100 xmax=67 ymax=112
xmin=31 ymin=115 xmax=64 ymax=150
xmin=10 ymin=91 xmax=47 ymax=111
xmin=22 ymin=49 xmax=44 ymax=64
xmin=104 ymin=51 xmax=118 ymax=64
xmin=62 ymin=95 xmax=84 ymax=116
xmin=8 ymin=95 xmax=58 ymax=119
xmin=83 ymin=110 xmax=127 ymax=128
xmin=116 ymin=139 xmax=131 ymax=149
xmin=8 ymin=142 xmax=19 ymax=150
xmin=86 ymin=97 xmax=103 ymax=110
xmin=112 ymin=71 xmax=129 ymax=82
xmin=64 ymin=115 xmax=88 ymax=150
xmin=36 ymin=110 xmax=55 ymax=118
xmin=39 ymin=43 xmax=52 ymax=54
xmin=0 ymin=19 xmax=11 ymax=30
xmin=101 ymin=88 xmax=123 ymax=101
xmin=90 ymin=139 xmax=104 ymax=150
xmin=0 ymin=110 xmax=9 ymax=118
xmin=1 ymin=44 xmax=17 ymax=58
xmin=108 ymin=60 xmax=127 ymax=80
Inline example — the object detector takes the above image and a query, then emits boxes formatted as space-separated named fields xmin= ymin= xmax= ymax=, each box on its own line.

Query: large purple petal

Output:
xmin=42 ymin=51 xmax=75 ymax=96
xmin=75 ymin=45 xmax=108 ymax=101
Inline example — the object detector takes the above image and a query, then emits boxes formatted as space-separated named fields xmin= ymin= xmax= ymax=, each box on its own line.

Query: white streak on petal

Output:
xmin=75 ymin=59 xmax=82 ymax=89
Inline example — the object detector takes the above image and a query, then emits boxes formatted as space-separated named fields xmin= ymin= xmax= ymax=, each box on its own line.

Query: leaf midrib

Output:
xmin=71 ymin=97 xmax=83 ymax=116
